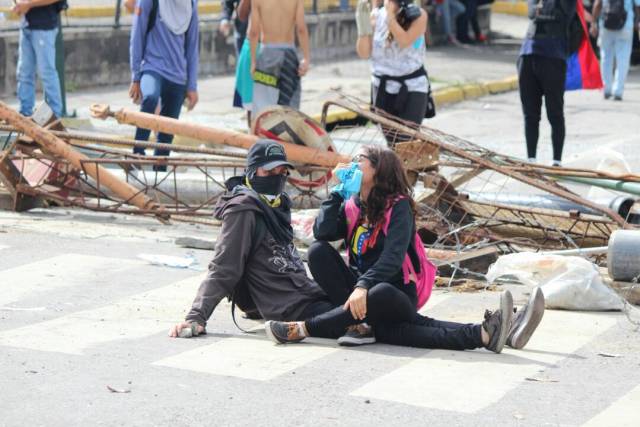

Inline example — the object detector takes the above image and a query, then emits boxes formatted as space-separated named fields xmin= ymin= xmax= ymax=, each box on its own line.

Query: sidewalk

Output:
xmin=1 ymin=13 xmax=528 ymax=137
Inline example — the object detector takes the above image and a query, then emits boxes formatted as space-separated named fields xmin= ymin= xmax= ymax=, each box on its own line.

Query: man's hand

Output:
xmin=331 ymin=162 xmax=352 ymax=183
xmin=169 ymin=321 xmax=205 ymax=338
xmin=219 ymin=19 xmax=232 ymax=37
xmin=128 ymin=81 xmax=142 ymax=105
xmin=12 ymin=1 xmax=32 ymax=16
xmin=343 ymin=287 xmax=368 ymax=320
xmin=250 ymin=61 xmax=256 ymax=77
xmin=298 ymin=59 xmax=309 ymax=77
xmin=589 ymin=23 xmax=598 ymax=38
xmin=185 ymin=90 xmax=199 ymax=111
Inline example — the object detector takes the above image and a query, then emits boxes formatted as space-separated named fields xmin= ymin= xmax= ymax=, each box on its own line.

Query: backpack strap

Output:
xmin=147 ymin=0 xmax=159 ymax=35
xmin=230 ymin=213 xmax=266 ymax=333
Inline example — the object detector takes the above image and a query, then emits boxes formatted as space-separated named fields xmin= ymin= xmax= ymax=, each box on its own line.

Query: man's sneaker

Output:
xmin=507 ymin=287 xmax=545 ymax=349
xmin=482 ymin=290 xmax=513 ymax=354
xmin=337 ymin=324 xmax=376 ymax=347
xmin=265 ymin=320 xmax=305 ymax=344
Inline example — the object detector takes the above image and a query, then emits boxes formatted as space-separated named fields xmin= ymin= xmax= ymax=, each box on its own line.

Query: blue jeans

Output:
xmin=599 ymin=28 xmax=634 ymax=98
xmin=133 ymin=71 xmax=186 ymax=157
xmin=16 ymin=27 xmax=63 ymax=118
xmin=437 ymin=0 xmax=465 ymax=38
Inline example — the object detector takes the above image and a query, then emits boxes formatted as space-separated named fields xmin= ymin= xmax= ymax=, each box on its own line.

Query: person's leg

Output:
xmin=517 ymin=55 xmax=543 ymax=161
xmin=154 ymin=77 xmax=186 ymax=157
xmin=456 ymin=0 xmax=471 ymax=42
xmin=303 ymin=282 xmax=416 ymax=339
xmin=467 ymin=0 xmax=481 ymax=39
xmin=307 ymin=240 xmax=357 ymax=306
xmin=16 ymin=28 xmax=37 ymax=117
xmin=398 ymin=91 xmax=428 ymax=125
xmin=612 ymin=30 xmax=633 ymax=99
xmin=540 ymin=57 xmax=566 ymax=164
xmin=599 ymin=30 xmax=615 ymax=98
xmin=133 ymin=72 xmax=162 ymax=154
xmin=375 ymin=313 xmax=484 ymax=350
xmin=438 ymin=2 xmax=452 ymax=38
xmin=32 ymin=28 xmax=63 ymax=118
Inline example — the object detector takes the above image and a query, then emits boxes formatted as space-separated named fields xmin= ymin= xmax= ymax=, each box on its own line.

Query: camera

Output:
xmin=397 ymin=1 xmax=422 ymax=24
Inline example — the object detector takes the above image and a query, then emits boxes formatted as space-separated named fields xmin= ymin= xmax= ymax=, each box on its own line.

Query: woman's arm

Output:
xmin=387 ymin=8 xmax=428 ymax=49
xmin=355 ymin=0 xmax=376 ymax=59
xmin=355 ymin=199 xmax=414 ymax=289
xmin=313 ymin=192 xmax=348 ymax=242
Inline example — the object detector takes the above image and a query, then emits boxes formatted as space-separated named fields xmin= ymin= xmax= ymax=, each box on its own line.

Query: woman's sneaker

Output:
xmin=337 ymin=323 xmax=376 ymax=347
xmin=507 ymin=287 xmax=545 ymax=349
xmin=265 ymin=321 xmax=306 ymax=344
xmin=482 ymin=290 xmax=514 ymax=354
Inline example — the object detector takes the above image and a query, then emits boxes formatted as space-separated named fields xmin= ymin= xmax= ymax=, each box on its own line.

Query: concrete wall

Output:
xmin=0 ymin=8 xmax=490 ymax=97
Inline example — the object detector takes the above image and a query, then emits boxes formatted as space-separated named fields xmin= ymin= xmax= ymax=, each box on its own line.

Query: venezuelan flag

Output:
xmin=565 ymin=0 xmax=603 ymax=90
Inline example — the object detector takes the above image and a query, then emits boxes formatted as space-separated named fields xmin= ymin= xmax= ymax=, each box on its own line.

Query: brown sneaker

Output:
xmin=482 ymin=290 xmax=513 ymax=354
xmin=265 ymin=321 xmax=306 ymax=344
xmin=507 ymin=287 xmax=545 ymax=349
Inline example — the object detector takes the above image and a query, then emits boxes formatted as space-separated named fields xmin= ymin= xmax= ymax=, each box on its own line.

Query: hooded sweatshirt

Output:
xmin=185 ymin=184 xmax=326 ymax=327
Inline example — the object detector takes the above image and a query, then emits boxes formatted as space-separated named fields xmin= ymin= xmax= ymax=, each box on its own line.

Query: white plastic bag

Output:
xmin=486 ymin=253 xmax=623 ymax=311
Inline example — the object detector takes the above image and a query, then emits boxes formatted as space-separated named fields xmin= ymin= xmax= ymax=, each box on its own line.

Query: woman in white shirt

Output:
xmin=355 ymin=0 xmax=431 ymax=146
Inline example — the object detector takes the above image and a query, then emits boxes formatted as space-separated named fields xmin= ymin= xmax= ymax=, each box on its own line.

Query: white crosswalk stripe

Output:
xmin=0 ymin=274 xmax=203 ymax=354
xmin=154 ymin=336 xmax=339 ymax=381
xmin=582 ymin=383 xmax=640 ymax=427
xmin=0 ymin=245 xmax=9 ymax=251
xmin=0 ymin=254 xmax=140 ymax=307
xmin=351 ymin=310 xmax=620 ymax=413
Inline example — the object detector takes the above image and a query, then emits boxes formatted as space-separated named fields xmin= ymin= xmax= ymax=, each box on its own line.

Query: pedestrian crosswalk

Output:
xmin=0 ymin=252 xmax=637 ymax=423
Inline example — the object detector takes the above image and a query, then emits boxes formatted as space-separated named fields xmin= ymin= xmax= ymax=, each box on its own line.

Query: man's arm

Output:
xmin=182 ymin=210 xmax=257 ymax=329
xmin=590 ymin=0 xmax=602 ymax=37
xmin=128 ymin=0 xmax=151 ymax=104
xmin=12 ymin=0 xmax=59 ymax=15
xmin=219 ymin=0 xmax=237 ymax=35
xmin=185 ymin=3 xmax=200 ymax=110
xmin=295 ymin=0 xmax=310 ymax=76
xmin=249 ymin=0 xmax=262 ymax=74
xmin=237 ymin=0 xmax=251 ymax=22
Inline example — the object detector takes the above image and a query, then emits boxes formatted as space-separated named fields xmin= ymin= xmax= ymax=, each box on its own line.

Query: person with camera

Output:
xmin=12 ymin=0 xmax=67 ymax=119
xmin=590 ymin=0 xmax=640 ymax=101
xmin=355 ymin=0 xmax=432 ymax=146
xmin=518 ymin=0 xmax=576 ymax=167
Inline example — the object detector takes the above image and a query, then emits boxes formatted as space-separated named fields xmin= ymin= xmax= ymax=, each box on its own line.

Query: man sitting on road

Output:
xmin=169 ymin=139 xmax=337 ymax=338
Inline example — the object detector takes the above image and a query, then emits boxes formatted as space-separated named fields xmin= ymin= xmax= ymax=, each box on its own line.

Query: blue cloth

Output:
xmin=599 ymin=26 xmax=634 ymax=97
xmin=520 ymin=37 xmax=568 ymax=60
xmin=130 ymin=0 xmax=199 ymax=91
xmin=16 ymin=27 xmax=62 ymax=118
xmin=133 ymin=71 xmax=187 ymax=156
xmin=234 ymin=39 xmax=260 ymax=109
xmin=331 ymin=163 xmax=363 ymax=200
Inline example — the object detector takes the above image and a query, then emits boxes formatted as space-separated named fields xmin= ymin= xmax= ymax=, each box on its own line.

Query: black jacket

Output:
xmin=313 ymin=192 xmax=418 ymax=290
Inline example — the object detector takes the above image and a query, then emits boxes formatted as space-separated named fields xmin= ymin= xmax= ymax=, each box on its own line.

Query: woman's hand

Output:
xmin=344 ymin=287 xmax=368 ymax=320
xmin=168 ymin=321 xmax=204 ymax=338
xmin=384 ymin=0 xmax=399 ymax=17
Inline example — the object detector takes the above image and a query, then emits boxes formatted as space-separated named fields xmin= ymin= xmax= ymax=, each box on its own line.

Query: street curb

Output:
xmin=0 ymin=3 xmax=223 ymax=20
xmin=313 ymin=75 xmax=519 ymax=126
xmin=491 ymin=1 xmax=529 ymax=17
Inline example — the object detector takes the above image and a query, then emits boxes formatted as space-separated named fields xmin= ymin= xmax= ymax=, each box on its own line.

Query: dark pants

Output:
xmin=305 ymin=241 xmax=483 ymax=350
xmin=373 ymin=86 xmax=428 ymax=146
xmin=134 ymin=71 xmax=186 ymax=158
xmin=457 ymin=0 xmax=481 ymax=42
xmin=517 ymin=55 xmax=567 ymax=162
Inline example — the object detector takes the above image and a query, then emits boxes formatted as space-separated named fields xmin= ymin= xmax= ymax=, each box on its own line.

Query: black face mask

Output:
xmin=249 ymin=174 xmax=288 ymax=196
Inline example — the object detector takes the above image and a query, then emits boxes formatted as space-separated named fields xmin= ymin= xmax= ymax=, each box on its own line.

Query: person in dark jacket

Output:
xmin=518 ymin=0 xmax=575 ymax=167
xmin=169 ymin=139 xmax=338 ymax=338
xmin=220 ymin=0 xmax=249 ymax=54
xmin=13 ymin=0 xmax=65 ymax=118
xmin=265 ymin=146 xmax=545 ymax=353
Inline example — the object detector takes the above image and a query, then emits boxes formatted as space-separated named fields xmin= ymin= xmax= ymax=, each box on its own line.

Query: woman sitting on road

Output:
xmin=265 ymin=146 xmax=545 ymax=352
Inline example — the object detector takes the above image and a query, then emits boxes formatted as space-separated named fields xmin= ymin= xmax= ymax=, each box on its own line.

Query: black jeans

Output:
xmin=518 ymin=55 xmax=567 ymax=162
xmin=457 ymin=0 xmax=481 ymax=42
xmin=373 ymin=86 xmax=428 ymax=146
xmin=305 ymin=241 xmax=483 ymax=350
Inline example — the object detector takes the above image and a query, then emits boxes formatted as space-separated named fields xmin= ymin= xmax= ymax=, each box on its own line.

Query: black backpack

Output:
xmin=567 ymin=12 xmax=584 ymax=54
xmin=603 ymin=0 xmax=627 ymax=31
xmin=527 ymin=0 xmax=583 ymax=55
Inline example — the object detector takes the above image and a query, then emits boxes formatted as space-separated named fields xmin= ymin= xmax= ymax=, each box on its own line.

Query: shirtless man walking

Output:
xmin=249 ymin=0 xmax=310 ymax=116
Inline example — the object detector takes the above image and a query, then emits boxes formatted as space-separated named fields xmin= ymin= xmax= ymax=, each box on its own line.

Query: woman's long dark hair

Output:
xmin=361 ymin=145 xmax=417 ymax=228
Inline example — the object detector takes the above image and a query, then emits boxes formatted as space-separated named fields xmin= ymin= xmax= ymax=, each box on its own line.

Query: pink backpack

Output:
xmin=344 ymin=196 xmax=436 ymax=310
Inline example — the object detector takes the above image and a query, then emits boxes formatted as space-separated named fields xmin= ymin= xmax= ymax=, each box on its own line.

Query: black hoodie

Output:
xmin=185 ymin=182 xmax=326 ymax=326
